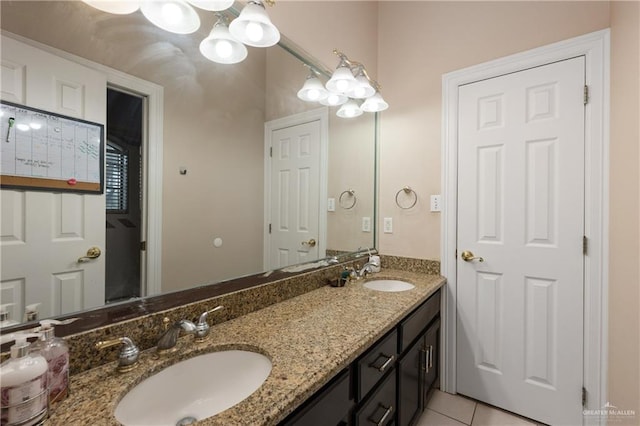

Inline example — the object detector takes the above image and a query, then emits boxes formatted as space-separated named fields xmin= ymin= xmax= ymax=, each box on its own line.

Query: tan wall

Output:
xmin=377 ymin=1 xmax=610 ymax=259
xmin=609 ymin=1 xmax=640 ymax=420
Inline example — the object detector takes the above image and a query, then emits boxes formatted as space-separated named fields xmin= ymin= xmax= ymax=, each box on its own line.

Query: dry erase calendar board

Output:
xmin=0 ymin=100 xmax=104 ymax=193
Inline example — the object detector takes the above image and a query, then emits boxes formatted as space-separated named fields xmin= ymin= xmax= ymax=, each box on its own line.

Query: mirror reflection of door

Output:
xmin=0 ymin=36 xmax=106 ymax=324
xmin=265 ymin=109 xmax=328 ymax=270
xmin=104 ymin=88 xmax=144 ymax=303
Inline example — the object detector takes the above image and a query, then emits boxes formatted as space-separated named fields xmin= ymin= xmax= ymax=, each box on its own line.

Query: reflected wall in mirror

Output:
xmin=0 ymin=1 xmax=376 ymax=327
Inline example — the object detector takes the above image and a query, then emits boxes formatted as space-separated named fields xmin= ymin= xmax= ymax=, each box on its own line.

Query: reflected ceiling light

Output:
xmin=336 ymin=100 xmax=363 ymax=119
xmin=16 ymin=123 xmax=30 ymax=132
xmin=229 ymin=0 xmax=280 ymax=48
xmin=82 ymin=0 xmax=140 ymax=14
xmin=299 ymin=49 xmax=387 ymax=115
xmin=140 ymin=0 xmax=200 ymax=34
xmin=326 ymin=58 xmax=357 ymax=95
xmin=319 ymin=92 xmax=349 ymax=107
xmin=187 ymin=0 xmax=234 ymax=11
xmin=297 ymin=69 xmax=329 ymax=102
xmin=199 ymin=14 xmax=248 ymax=64
xmin=361 ymin=92 xmax=389 ymax=113
xmin=347 ymin=68 xmax=376 ymax=99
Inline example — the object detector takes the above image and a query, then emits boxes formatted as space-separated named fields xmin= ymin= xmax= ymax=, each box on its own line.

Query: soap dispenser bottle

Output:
xmin=30 ymin=319 xmax=72 ymax=407
xmin=0 ymin=333 xmax=49 ymax=426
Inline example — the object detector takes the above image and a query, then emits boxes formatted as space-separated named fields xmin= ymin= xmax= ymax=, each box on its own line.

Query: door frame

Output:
xmin=3 ymin=31 xmax=165 ymax=297
xmin=441 ymin=29 xmax=610 ymax=419
xmin=263 ymin=107 xmax=329 ymax=270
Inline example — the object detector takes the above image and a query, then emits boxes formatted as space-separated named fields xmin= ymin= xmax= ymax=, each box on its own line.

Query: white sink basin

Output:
xmin=364 ymin=279 xmax=415 ymax=292
xmin=115 ymin=350 xmax=272 ymax=426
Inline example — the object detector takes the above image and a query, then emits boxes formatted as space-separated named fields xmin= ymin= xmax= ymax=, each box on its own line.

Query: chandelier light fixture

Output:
xmin=298 ymin=49 xmax=388 ymax=118
xmin=82 ymin=0 xmax=281 ymax=64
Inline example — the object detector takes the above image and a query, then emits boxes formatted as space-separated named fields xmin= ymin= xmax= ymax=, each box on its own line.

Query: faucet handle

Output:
xmin=195 ymin=306 xmax=224 ymax=342
xmin=96 ymin=336 xmax=139 ymax=373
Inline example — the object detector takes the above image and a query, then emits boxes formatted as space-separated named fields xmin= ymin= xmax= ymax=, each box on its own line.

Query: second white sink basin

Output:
xmin=115 ymin=350 xmax=272 ymax=426
xmin=364 ymin=279 xmax=415 ymax=292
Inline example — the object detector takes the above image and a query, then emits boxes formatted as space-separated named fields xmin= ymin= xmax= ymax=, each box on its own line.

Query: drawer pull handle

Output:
xmin=420 ymin=348 xmax=427 ymax=372
xmin=369 ymin=353 xmax=395 ymax=372
xmin=368 ymin=403 xmax=394 ymax=425
xmin=429 ymin=344 xmax=434 ymax=369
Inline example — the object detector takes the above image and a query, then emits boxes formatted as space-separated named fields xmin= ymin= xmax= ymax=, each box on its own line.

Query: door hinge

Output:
xmin=268 ymin=223 xmax=272 ymax=234
xmin=583 ymin=236 xmax=588 ymax=255
xmin=582 ymin=386 xmax=587 ymax=407
xmin=269 ymin=147 xmax=273 ymax=157
xmin=140 ymin=241 xmax=147 ymax=251
xmin=584 ymin=85 xmax=589 ymax=105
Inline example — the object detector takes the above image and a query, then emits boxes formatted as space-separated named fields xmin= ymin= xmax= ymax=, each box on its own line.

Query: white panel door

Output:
xmin=0 ymin=36 xmax=106 ymax=323
xmin=269 ymin=120 xmax=321 ymax=269
xmin=456 ymin=57 xmax=585 ymax=425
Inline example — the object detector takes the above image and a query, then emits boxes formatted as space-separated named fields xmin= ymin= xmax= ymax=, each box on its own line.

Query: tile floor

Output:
xmin=416 ymin=390 xmax=542 ymax=426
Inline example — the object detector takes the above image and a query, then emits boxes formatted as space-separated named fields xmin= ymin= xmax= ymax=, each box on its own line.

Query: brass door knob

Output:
xmin=302 ymin=239 xmax=317 ymax=247
xmin=461 ymin=250 xmax=484 ymax=262
xmin=78 ymin=247 xmax=101 ymax=263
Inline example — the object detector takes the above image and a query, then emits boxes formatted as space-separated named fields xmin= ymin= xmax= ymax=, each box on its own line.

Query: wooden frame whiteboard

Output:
xmin=0 ymin=100 xmax=104 ymax=193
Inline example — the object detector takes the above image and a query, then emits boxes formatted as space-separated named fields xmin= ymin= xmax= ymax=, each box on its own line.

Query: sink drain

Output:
xmin=176 ymin=417 xmax=197 ymax=426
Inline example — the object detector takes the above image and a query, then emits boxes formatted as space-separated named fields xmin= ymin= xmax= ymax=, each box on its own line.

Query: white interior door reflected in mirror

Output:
xmin=0 ymin=37 xmax=106 ymax=322
xmin=265 ymin=109 xmax=328 ymax=270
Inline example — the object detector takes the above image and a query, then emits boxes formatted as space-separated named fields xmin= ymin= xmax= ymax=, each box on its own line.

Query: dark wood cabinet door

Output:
xmin=423 ymin=318 xmax=440 ymax=397
xmin=281 ymin=369 xmax=352 ymax=426
xmin=397 ymin=336 xmax=424 ymax=426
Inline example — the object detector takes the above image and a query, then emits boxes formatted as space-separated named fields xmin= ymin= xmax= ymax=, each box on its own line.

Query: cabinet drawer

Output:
xmin=357 ymin=328 xmax=398 ymax=401
xmin=399 ymin=289 xmax=440 ymax=353
xmin=281 ymin=368 xmax=352 ymax=426
xmin=355 ymin=370 xmax=396 ymax=426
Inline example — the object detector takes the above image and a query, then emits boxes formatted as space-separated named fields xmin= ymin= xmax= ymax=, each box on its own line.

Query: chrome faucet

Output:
xmin=194 ymin=306 xmax=224 ymax=342
xmin=156 ymin=319 xmax=197 ymax=354
xmin=357 ymin=261 xmax=378 ymax=278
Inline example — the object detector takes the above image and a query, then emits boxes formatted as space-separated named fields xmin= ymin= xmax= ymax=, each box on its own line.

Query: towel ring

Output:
xmin=395 ymin=186 xmax=418 ymax=210
xmin=339 ymin=189 xmax=357 ymax=209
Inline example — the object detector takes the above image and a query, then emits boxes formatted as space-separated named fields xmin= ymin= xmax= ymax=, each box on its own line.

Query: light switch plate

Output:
xmin=430 ymin=195 xmax=442 ymax=212
xmin=327 ymin=198 xmax=335 ymax=212
xmin=362 ymin=217 xmax=371 ymax=232
xmin=383 ymin=217 xmax=393 ymax=233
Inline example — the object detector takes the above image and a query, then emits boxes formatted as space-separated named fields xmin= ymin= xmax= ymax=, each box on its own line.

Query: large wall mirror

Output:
xmin=0 ymin=1 xmax=377 ymax=329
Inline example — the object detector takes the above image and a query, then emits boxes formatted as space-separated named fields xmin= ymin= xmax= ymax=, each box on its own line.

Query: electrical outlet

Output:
xmin=383 ymin=217 xmax=393 ymax=233
xmin=327 ymin=198 xmax=335 ymax=212
xmin=362 ymin=217 xmax=371 ymax=232
xmin=430 ymin=195 xmax=442 ymax=212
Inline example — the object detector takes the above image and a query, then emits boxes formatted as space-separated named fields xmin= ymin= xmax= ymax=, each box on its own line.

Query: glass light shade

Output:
xmin=188 ymin=0 xmax=233 ymax=11
xmin=326 ymin=66 xmax=357 ymax=95
xmin=347 ymin=74 xmax=376 ymax=99
xmin=361 ymin=92 xmax=389 ymax=112
xmin=82 ymin=0 xmax=140 ymax=14
xmin=199 ymin=22 xmax=247 ymax=64
xmin=140 ymin=0 xmax=200 ymax=34
xmin=297 ymin=76 xmax=329 ymax=102
xmin=228 ymin=2 xmax=280 ymax=48
xmin=336 ymin=100 xmax=363 ymax=119
xmin=319 ymin=92 xmax=349 ymax=106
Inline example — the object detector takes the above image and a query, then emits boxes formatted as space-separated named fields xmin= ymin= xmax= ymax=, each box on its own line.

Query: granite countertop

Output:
xmin=47 ymin=269 xmax=445 ymax=426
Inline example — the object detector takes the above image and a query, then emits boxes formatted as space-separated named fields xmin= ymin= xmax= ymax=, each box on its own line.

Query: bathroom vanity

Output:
xmin=281 ymin=286 xmax=441 ymax=426
xmin=44 ymin=269 xmax=444 ymax=425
